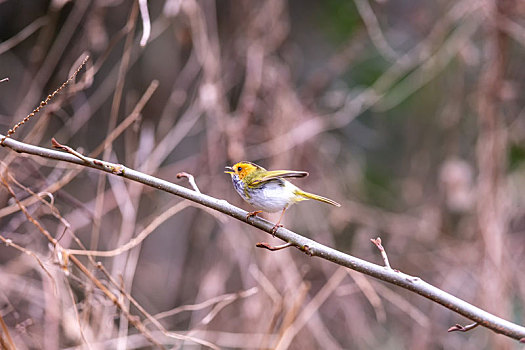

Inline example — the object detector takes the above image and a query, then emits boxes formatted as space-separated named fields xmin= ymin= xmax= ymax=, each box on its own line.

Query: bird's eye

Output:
xmin=237 ymin=166 xmax=242 ymax=172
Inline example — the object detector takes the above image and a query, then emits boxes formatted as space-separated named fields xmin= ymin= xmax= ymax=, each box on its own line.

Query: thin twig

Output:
xmin=0 ymin=310 xmax=16 ymax=350
xmin=448 ymin=322 xmax=480 ymax=333
xmin=176 ymin=172 xmax=201 ymax=193
xmin=370 ymin=237 xmax=392 ymax=269
xmin=51 ymin=138 xmax=91 ymax=163
xmin=200 ymin=288 xmax=258 ymax=325
xmin=151 ymin=287 xmax=258 ymax=324
xmin=67 ymin=201 xmax=190 ymax=257
xmin=52 ymin=138 xmax=124 ymax=174
xmin=1 ymin=56 xmax=88 ymax=144
xmin=139 ymin=0 xmax=151 ymax=46
xmin=256 ymin=242 xmax=293 ymax=251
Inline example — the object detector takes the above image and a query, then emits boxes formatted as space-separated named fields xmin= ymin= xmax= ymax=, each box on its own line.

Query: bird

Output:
xmin=225 ymin=161 xmax=341 ymax=233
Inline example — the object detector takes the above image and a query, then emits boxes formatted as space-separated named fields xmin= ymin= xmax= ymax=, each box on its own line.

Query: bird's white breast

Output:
xmin=249 ymin=180 xmax=297 ymax=212
xmin=231 ymin=175 xmax=298 ymax=213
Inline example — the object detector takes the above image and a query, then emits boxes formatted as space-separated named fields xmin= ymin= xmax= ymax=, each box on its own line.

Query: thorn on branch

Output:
xmin=448 ymin=322 xmax=479 ymax=333
xmin=176 ymin=172 xmax=201 ymax=193
xmin=371 ymin=237 xmax=392 ymax=269
xmin=256 ymin=242 xmax=292 ymax=251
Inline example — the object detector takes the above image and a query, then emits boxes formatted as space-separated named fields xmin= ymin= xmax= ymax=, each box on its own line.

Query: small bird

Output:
xmin=225 ymin=161 xmax=341 ymax=233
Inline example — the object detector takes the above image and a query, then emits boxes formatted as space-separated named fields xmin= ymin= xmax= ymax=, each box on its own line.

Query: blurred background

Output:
xmin=0 ymin=0 xmax=524 ymax=349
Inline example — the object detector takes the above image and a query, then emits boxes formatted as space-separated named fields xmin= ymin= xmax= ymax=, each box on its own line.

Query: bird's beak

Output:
xmin=224 ymin=166 xmax=234 ymax=174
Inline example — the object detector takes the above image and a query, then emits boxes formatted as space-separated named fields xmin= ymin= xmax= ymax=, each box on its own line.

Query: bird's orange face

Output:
xmin=225 ymin=161 xmax=261 ymax=180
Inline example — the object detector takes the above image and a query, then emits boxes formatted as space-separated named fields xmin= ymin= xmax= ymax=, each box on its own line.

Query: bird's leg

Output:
xmin=271 ymin=208 xmax=286 ymax=235
xmin=246 ymin=210 xmax=262 ymax=220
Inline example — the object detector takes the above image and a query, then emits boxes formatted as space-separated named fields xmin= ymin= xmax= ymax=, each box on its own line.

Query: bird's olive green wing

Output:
xmin=249 ymin=170 xmax=308 ymax=185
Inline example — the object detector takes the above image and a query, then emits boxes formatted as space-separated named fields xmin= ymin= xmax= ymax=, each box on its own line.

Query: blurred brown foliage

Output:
xmin=0 ymin=0 xmax=525 ymax=349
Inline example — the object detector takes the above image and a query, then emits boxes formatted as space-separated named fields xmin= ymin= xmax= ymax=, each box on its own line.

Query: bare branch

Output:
xmin=1 ymin=135 xmax=525 ymax=341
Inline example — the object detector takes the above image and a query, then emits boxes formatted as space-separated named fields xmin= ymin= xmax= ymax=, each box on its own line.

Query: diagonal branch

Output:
xmin=1 ymin=134 xmax=525 ymax=342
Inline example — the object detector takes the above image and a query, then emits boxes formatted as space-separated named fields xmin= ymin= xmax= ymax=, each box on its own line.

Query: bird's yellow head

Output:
xmin=225 ymin=161 xmax=265 ymax=180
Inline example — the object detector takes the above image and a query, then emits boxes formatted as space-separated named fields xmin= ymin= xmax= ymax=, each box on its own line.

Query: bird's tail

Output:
xmin=295 ymin=190 xmax=341 ymax=207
